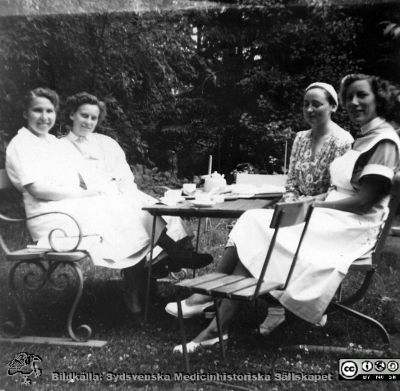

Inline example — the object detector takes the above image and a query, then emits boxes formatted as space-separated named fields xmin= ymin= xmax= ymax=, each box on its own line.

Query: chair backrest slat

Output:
xmin=253 ymin=200 xmax=314 ymax=300
xmin=270 ymin=199 xmax=314 ymax=228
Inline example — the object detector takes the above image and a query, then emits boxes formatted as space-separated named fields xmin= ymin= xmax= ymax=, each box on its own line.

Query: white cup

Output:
xmin=183 ymin=183 xmax=196 ymax=195
xmin=212 ymin=194 xmax=225 ymax=204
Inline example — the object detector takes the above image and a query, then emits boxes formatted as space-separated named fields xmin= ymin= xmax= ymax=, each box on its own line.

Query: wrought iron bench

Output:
xmin=0 ymin=169 xmax=94 ymax=342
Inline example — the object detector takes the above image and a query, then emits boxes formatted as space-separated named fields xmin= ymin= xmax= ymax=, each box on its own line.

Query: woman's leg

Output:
xmin=217 ymin=246 xmax=242 ymax=274
xmin=185 ymin=246 xmax=241 ymax=305
xmin=259 ymin=306 xmax=285 ymax=336
xmin=122 ymin=259 xmax=147 ymax=314
xmin=191 ymin=259 xmax=251 ymax=342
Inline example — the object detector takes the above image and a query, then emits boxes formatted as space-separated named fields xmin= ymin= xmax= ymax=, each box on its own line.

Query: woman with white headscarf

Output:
xmin=169 ymin=74 xmax=400 ymax=354
xmin=166 ymin=81 xmax=353 ymax=327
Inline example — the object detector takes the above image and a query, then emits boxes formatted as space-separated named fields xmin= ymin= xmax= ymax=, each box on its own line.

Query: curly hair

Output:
xmin=339 ymin=74 xmax=400 ymax=122
xmin=24 ymin=87 xmax=60 ymax=112
xmin=65 ymin=92 xmax=107 ymax=125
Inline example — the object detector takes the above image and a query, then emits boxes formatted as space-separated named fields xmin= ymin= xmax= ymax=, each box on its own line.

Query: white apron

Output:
xmin=229 ymin=126 xmax=400 ymax=323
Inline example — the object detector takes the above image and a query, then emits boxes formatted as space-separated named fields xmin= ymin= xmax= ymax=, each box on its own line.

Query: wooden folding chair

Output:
xmin=324 ymin=171 xmax=400 ymax=348
xmin=173 ymin=200 xmax=314 ymax=372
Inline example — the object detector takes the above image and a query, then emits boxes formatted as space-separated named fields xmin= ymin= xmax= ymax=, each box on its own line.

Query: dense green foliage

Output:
xmin=0 ymin=0 xmax=399 ymax=177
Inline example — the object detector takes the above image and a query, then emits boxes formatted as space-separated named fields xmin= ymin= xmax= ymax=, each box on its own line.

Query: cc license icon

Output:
xmin=387 ymin=361 xmax=399 ymax=372
xmin=340 ymin=360 xmax=358 ymax=379
xmin=375 ymin=361 xmax=386 ymax=372
xmin=361 ymin=361 xmax=373 ymax=372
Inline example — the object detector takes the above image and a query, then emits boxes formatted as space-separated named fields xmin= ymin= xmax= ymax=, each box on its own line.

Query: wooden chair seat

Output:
xmin=5 ymin=248 xmax=47 ymax=261
xmin=6 ymin=247 xmax=88 ymax=262
xmin=176 ymin=273 xmax=280 ymax=301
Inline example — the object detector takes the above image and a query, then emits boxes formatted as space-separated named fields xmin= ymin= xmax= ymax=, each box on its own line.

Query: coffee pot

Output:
xmin=204 ymin=171 xmax=227 ymax=193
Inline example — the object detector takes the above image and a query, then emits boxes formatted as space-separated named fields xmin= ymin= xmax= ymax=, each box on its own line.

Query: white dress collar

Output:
xmin=359 ymin=117 xmax=386 ymax=136
xmin=19 ymin=126 xmax=54 ymax=143
xmin=66 ymin=131 xmax=91 ymax=142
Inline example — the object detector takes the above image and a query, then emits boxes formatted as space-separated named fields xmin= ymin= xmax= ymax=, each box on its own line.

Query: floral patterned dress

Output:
xmin=284 ymin=124 xmax=353 ymax=200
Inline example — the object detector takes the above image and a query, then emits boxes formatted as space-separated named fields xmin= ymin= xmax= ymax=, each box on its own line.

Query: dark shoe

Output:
xmin=156 ymin=230 xmax=213 ymax=271
xmin=151 ymin=260 xmax=170 ymax=279
xmin=168 ymin=252 xmax=213 ymax=272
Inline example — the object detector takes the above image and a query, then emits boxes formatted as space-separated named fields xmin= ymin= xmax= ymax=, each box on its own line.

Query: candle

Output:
xmin=284 ymin=141 xmax=288 ymax=174
xmin=208 ymin=155 xmax=212 ymax=175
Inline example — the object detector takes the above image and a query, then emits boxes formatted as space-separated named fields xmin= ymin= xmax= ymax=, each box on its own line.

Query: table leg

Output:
xmin=214 ymin=298 xmax=227 ymax=363
xmin=144 ymin=215 xmax=157 ymax=322
xmin=192 ymin=218 xmax=202 ymax=278
xmin=195 ymin=218 xmax=202 ymax=252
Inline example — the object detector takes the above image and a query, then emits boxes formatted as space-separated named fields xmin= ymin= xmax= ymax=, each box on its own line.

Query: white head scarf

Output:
xmin=305 ymin=82 xmax=338 ymax=106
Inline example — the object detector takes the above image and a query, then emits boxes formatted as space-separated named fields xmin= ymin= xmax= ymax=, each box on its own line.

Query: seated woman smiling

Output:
xmin=168 ymin=74 xmax=400 ymax=354
xmin=166 ymin=81 xmax=353 ymax=329
xmin=6 ymin=88 xmax=212 ymax=315
xmin=60 ymin=92 xmax=200 ymax=266
xmin=59 ymin=91 xmax=213 ymax=311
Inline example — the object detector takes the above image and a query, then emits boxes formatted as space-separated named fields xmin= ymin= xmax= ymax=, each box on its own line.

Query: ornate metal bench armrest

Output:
xmin=0 ymin=211 xmax=83 ymax=253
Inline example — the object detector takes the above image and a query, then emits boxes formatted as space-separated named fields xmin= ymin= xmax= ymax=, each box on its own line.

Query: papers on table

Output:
xmin=225 ymin=183 xmax=285 ymax=198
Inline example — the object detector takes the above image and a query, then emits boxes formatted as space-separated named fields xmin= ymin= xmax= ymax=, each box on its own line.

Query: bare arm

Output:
xmin=25 ymin=181 xmax=100 ymax=201
xmin=314 ymin=175 xmax=388 ymax=214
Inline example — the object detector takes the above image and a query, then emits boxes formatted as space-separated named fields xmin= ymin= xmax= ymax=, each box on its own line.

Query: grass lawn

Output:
xmin=1 ymin=216 xmax=400 ymax=391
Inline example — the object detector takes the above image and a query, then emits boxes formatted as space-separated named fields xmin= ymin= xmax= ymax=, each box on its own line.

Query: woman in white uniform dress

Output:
xmin=171 ymin=74 xmax=400 ymax=353
xmin=6 ymin=88 xmax=212 ymax=314
xmin=59 ymin=92 xmax=197 ymax=269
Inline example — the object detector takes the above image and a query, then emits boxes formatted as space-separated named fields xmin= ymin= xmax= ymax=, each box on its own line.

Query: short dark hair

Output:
xmin=339 ymin=74 xmax=400 ymax=121
xmin=24 ymin=87 xmax=60 ymax=112
xmin=65 ymin=92 xmax=107 ymax=125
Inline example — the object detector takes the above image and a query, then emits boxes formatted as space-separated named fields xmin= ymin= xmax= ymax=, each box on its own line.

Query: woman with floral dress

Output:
xmin=283 ymin=82 xmax=353 ymax=202
xmin=166 ymin=82 xmax=353 ymax=326
xmin=168 ymin=75 xmax=400 ymax=353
